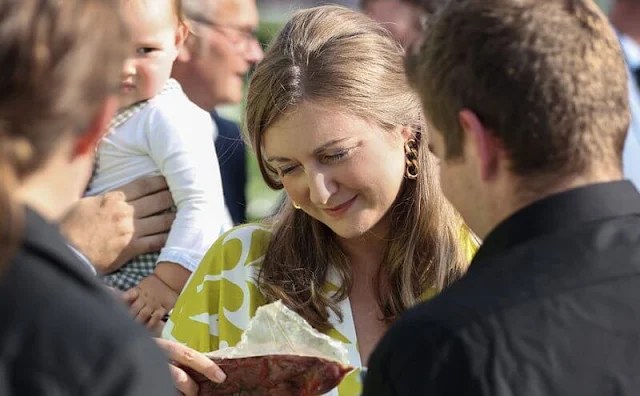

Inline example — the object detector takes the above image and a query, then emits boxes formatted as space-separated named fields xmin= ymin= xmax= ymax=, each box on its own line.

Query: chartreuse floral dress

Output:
xmin=163 ymin=223 xmax=478 ymax=396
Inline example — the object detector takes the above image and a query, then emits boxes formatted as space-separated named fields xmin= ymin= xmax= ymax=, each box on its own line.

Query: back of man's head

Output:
xmin=409 ymin=0 xmax=629 ymax=182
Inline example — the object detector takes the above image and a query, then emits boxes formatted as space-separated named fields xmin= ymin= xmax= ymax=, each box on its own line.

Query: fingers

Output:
xmin=169 ymin=364 xmax=199 ymax=396
xmin=118 ymin=176 xmax=169 ymax=202
xmin=129 ymin=233 xmax=169 ymax=258
xmin=155 ymin=338 xmax=227 ymax=384
xmin=147 ymin=309 xmax=166 ymax=332
xmin=151 ymin=319 xmax=166 ymax=337
xmin=126 ymin=293 xmax=146 ymax=319
xmin=135 ymin=306 xmax=154 ymax=325
xmin=130 ymin=189 xmax=174 ymax=219
xmin=122 ymin=287 xmax=139 ymax=305
xmin=134 ymin=212 xmax=174 ymax=238
xmin=100 ymin=190 xmax=128 ymax=209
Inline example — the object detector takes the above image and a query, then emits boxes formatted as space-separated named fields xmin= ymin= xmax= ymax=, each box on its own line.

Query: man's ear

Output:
xmin=72 ymin=96 xmax=118 ymax=159
xmin=177 ymin=34 xmax=196 ymax=63
xmin=458 ymin=109 xmax=501 ymax=181
xmin=174 ymin=22 xmax=190 ymax=58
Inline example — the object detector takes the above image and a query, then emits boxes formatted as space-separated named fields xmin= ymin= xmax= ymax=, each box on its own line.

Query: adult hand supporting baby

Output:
xmin=61 ymin=176 xmax=175 ymax=274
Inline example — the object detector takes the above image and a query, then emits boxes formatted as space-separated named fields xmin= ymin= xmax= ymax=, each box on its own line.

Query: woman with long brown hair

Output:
xmin=164 ymin=5 xmax=477 ymax=395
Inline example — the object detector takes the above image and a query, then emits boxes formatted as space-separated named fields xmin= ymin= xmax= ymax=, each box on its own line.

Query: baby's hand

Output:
xmin=122 ymin=274 xmax=177 ymax=330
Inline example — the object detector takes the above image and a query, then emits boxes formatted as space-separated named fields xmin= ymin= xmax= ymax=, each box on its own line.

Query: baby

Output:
xmin=85 ymin=0 xmax=228 ymax=330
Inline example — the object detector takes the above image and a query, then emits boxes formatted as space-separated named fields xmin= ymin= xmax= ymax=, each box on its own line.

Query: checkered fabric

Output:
xmin=103 ymin=252 xmax=160 ymax=291
xmin=95 ymin=79 xmax=182 ymax=291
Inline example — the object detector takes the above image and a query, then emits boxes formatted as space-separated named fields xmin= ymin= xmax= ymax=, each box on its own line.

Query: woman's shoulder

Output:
xmin=199 ymin=223 xmax=273 ymax=267
xmin=217 ymin=223 xmax=273 ymax=249
xmin=219 ymin=222 xmax=272 ymax=240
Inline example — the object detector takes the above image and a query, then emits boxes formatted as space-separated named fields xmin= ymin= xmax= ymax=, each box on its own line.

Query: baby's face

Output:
xmin=119 ymin=0 xmax=185 ymax=109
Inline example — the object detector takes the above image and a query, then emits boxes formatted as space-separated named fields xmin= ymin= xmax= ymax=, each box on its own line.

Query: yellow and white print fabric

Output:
xmin=162 ymin=224 xmax=364 ymax=396
xmin=163 ymin=223 xmax=479 ymax=395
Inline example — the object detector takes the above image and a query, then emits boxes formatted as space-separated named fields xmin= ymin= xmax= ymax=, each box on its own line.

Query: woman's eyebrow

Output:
xmin=266 ymin=138 xmax=350 ymax=163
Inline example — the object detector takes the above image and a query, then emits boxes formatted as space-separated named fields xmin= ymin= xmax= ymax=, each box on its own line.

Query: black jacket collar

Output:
xmin=473 ymin=181 xmax=640 ymax=264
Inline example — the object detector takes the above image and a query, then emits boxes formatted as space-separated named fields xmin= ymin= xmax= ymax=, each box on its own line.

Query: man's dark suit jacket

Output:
xmin=213 ymin=112 xmax=247 ymax=224
xmin=0 ymin=207 xmax=175 ymax=395
xmin=364 ymin=181 xmax=640 ymax=395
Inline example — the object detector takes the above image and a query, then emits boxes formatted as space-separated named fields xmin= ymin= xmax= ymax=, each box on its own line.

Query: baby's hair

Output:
xmin=125 ymin=0 xmax=186 ymax=24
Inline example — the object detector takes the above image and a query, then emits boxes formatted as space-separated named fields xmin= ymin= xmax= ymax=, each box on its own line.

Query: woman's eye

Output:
xmin=324 ymin=149 xmax=351 ymax=163
xmin=279 ymin=164 xmax=299 ymax=176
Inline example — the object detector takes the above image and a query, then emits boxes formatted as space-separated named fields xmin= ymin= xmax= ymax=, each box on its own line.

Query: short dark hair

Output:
xmin=408 ymin=0 xmax=629 ymax=180
xmin=0 ymin=0 xmax=128 ymax=270
xmin=409 ymin=0 xmax=449 ymax=13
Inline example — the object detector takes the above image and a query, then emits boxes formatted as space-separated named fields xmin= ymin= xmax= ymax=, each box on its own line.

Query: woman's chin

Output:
xmin=327 ymin=220 xmax=373 ymax=240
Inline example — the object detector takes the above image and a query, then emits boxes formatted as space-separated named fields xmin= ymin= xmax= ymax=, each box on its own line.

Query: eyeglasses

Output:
xmin=187 ymin=14 xmax=260 ymax=52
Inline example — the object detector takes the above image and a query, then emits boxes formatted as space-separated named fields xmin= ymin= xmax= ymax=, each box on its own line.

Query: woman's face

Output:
xmin=263 ymin=101 xmax=411 ymax=239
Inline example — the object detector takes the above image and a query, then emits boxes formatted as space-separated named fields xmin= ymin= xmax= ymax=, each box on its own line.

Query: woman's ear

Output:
xmin=400 ymin=124 xmax=415 ymax=142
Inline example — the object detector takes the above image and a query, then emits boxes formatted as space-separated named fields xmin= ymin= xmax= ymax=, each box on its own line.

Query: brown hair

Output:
xmin=407 ymin=0 xmax=629 ymax=183
xmin=245 ymin=5 xmax=470 ymax=331
xmin=0 ymin=0 xmax=128 ymax=270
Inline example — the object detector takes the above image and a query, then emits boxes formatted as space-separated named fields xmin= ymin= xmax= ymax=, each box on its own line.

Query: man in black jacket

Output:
xmin=0 ymin=1 xmax=224 ymax=394
xmin=364 ymin=0 xmax=640 ymax=394
xmin=1 ymin=209 xmax=177 ymax=394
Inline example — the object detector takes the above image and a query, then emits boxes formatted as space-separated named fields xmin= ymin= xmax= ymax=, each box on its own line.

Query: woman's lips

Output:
xmin=323 ymin=195 xmax=358 ymax=217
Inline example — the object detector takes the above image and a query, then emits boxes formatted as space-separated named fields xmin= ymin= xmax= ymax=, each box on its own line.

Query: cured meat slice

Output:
xmin=182 ymin=354 xmax=354 ymax=396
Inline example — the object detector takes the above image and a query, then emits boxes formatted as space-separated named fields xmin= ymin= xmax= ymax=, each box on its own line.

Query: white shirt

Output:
xmin=86 ymin=86 xmax=229 ymax=272
xmin=67 ymin=244 xmax=97 ymax=275
xmin=619 ymin=34 xmax=640 ymax=189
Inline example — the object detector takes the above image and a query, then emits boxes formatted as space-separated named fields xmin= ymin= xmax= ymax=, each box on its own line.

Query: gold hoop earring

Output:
xmin=404 ymin=138 xmax=419 ymax=180
xmin=292 ymin=202 xmax=301 ymax=210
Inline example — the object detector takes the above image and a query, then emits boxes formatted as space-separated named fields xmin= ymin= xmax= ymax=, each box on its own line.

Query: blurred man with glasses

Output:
xmin=174 ymin=0 xmax=264 ymax=225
